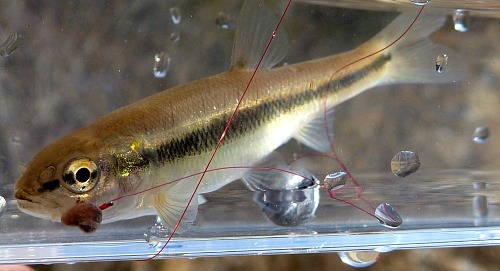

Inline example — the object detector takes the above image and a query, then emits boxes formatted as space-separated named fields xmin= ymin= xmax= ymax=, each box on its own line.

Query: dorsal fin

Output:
xmin=230 ymin=0 xmax=289 ymax=71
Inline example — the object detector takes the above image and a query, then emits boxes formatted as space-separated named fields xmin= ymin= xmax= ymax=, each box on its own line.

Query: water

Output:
xmin=153 ymin=51 xmax=172 ymax=78
xmin=472 ymin=126 xmax=490 ymax=144
xmin=0 ymin=33 xmax=22 ymax=57
xmin=374 ymin=203 xmax=404 ymax=228
xmin=0 ymin=196 xmax=6 ymax=218
xmin=170 ymin=7 xmax=182 ymax=25
xmin=0 ymin=0 xmax=499 ymax=264
xmin=409 ymin=0 xmax=431 ymax=5
xmin=170 ymin=30 xmax=180 ymax=44
xmin=323 ymin=171 xmax=347 ymax=191
xmin=472 ymin=195 xmax=488 ymax=218
xmin=435 ymin=54 xmax=448 ymax=73
xmin=215 ymin=12 xmax=237 ymax=30
xmin=453 ymin=9 xmax=470 ymax=32
xmin=338 ymin=251 xmax=380 ymax=267
xmin=144 ymin=217 xmax=169 ymax=249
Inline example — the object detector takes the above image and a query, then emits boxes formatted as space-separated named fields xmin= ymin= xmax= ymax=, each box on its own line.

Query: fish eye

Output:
xmin=62 ymin=158 xmax=99 ymax=194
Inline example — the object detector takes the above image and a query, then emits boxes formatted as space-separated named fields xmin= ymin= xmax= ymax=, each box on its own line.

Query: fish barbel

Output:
xmin=14 ymin=1 xmax=461 ymax=232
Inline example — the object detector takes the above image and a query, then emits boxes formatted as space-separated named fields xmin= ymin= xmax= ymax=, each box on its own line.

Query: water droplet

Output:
xmin=323 ymin=171 xmax=347 ymax=191
xmin=409 ymin=0 xmax=431 ymax=5
xmin=170 ymin=30 xmax=180 ymax=43
xmin=0 ymin=196 xmax=6 ymax=218
xmin=11 ymin=136 xmax=22 ymax=145
xmin=435 ymin=54 xmax=449 ymax=73
xmin=338 ymin=251 xmax=380 ymax=268
xmin=145 ymin=234 xmax=160 ymax=248
xmin=390 ymin=151 xmax=420 ymax=177
xmin=453 ymin=9 xmax=470 ymax=32
xmin=472 ymin=195 xmax=488 ymax=218
xmin=170 ymin=7 xmax=181 ymax=24
xmin=215 ymin=12 xmax=236 ymax=30
xmin=374 ymin=246 xmax=395 ymax=253
xmin=144 ymin=217 xmax=168 ymax=248
xmin=153 ymin=51 xmax=171 ymax=78
xmin=472 ymin=126 xmax=489 ymax=144
xmin=0 ymin=33 xmax=23 ymax=57
xmin=375 ymin=203 xmax=403 ymax=228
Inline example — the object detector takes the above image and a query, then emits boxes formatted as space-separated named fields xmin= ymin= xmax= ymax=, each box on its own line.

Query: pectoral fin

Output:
xmin=153 ymin=182 xmax=199 ymax=233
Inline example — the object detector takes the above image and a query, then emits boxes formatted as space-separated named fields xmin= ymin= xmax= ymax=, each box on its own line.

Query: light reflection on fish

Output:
xmin=14 ymin=1 xmax=461 ymax=232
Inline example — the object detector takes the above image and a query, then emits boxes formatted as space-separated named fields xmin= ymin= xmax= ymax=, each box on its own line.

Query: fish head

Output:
xmin=14 ymin=131 xmax=112 ymax=225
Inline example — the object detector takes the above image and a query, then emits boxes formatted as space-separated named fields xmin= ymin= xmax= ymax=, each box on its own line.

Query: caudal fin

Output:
xmin=370 ymin=12 xmax=467 ymax=85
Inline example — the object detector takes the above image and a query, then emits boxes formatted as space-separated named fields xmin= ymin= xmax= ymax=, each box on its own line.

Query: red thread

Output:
xmin=139 ymin=0 xmax=294 ymax=260
xmin=97 ymin=2 xmax=428 ymax=260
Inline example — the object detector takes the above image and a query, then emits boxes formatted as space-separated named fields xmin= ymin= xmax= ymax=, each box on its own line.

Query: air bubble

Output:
xmin=453 ymin=9 xmax=470 ymax=32
xmin=473 ymin=181 xmax=486 ymax=190
xmin=435 ymin=54 xmax=448 ymax=73
xmin=374 ymin=203 xmax=403 ymax=228
xmin=472 ymin=126 xmax=489 ymax=144
xmin=170 ymin=30 xmax=180 ymax=43
xmin=145 ymin=234 xmax=160 ymax=248
xmin=153 ymin=52 xmax=171 ymax=78
xmin=0 ymin=196 xmax=6 ymax=218
xmin=390 ymin=151 xmax=420 ymax=177
xmin=11 ymin=136 xmax=22 ymax=146
xmin=0 ymin=33 xmax=23 ymax=57
xmin=323 ymin=171 xmax=347 ymax=191
xmin=409 ymin=0 xmax=431 ymax=5
xmin=143 ymin=217 xmax=167 ymax=249
xmin=472 ymin=195 xmax=488 ymax=218
xmin=170 ymin=7 xmax=181 ymax=24
xmin=338 ymin=251 xmax=380 ymax=268
xmin=215 ymin=12 xmax=236 ymax=30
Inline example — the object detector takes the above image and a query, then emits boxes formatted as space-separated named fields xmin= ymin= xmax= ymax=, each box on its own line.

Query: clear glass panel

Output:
xmin=0 ymin=0 xmax=499 ymax=264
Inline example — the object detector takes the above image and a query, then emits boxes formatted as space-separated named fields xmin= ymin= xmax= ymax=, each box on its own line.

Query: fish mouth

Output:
xmin=14 ymin=189 xmax=34 ymax=203
xmin=14 ymin=189 xmax=62 ymax=210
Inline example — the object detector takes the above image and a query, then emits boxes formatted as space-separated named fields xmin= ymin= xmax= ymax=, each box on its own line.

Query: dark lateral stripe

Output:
xmin=144 ymin=54 xmax=391 ymax=164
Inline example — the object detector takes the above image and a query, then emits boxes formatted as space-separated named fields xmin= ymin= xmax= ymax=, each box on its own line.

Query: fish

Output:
xmin=14 ymin=0 xmax=462 ymax=233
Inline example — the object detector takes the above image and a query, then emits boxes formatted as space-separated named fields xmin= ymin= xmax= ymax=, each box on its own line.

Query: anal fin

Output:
xmin=292 ymin=106 xmax=335 ymax=152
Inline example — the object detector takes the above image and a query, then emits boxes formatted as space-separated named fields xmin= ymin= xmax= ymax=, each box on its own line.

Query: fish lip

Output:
xmin=14 ymin=189 xmax=34 ymax=202
xmin=14 ymin=188 xmax=62 ymax=209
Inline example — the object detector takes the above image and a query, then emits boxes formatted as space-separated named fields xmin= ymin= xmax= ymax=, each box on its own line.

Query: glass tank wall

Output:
xmin=0 ymin=0 xmax=499 ymax=264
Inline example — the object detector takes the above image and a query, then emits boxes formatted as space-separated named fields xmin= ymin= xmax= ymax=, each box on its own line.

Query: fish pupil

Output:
xmin=75 ymin=168 xmax=91 ymax=183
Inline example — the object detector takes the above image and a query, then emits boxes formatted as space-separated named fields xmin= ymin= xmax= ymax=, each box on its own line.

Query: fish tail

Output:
xmin=368 ymin=12 xmax=466 ymax=85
